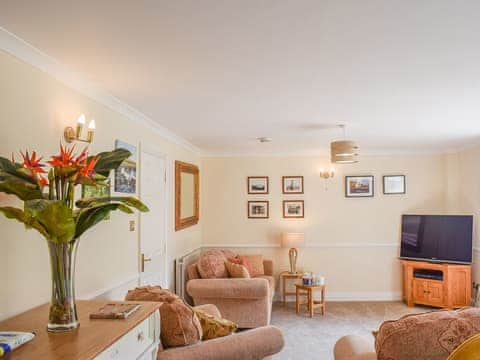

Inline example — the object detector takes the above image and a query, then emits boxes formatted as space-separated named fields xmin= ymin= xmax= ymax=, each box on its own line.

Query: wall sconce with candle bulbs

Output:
xmin=64 ymin=114 xmax=96 ymax=143
xmin=319 ymin=167 xmax=335 ymax=190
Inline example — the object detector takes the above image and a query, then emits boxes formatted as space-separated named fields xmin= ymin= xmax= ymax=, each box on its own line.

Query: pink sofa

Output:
xmin=186 ymin=259 xmax=275 ymax=328
xmin=157 ymin=304 xmax=284 ymax=360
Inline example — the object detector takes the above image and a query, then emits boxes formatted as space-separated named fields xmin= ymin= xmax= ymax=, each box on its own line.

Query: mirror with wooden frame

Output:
xmin=175 ymin=161 xmax=199 ymax=231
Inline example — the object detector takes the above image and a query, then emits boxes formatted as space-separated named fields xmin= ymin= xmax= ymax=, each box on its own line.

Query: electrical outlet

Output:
xmin=129 ymin=220 xmax=135 ymax=232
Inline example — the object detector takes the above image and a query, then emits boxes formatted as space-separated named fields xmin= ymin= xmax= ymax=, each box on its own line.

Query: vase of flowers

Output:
xmin=0 ymin=145 xmax=148 ymax=332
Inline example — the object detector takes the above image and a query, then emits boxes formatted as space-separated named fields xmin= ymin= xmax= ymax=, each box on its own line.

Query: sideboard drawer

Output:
xmin=96 ymin=311 xmax=159 ymax=360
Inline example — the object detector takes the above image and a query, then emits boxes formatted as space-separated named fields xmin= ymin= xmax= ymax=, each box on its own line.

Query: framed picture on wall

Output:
xmin=345 ymin=176 xmax=374 ymax=198
xmin=383 ymin=175 xmax=406 ymax=195
xmin=247 ymin=176 xmax=269 ymax=194
xmin=283 ymin=200 xmax=304 ymax=218
xmin=282 ymin=176 xmax=304 ymax=194
xmin=248 ymin=201 xmax=269 ymax=219
xmin=114 ymin=140 xmax=137 ymax=194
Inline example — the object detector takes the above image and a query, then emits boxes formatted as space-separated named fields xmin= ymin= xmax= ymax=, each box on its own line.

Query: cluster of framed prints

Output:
xmin=247 ymin=176 xmax=305 ymax=219
xmin=345 ymin=175 xmax=406 ymax=198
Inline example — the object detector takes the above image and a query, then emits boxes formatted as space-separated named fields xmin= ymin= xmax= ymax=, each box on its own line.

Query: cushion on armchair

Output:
xmin=194 ymin=308 xmax=238 ymax=340
xmin=375 ymin=308 xmax=480 ymax=360
xmin=125 ymin=286 xmax=202 ymax=348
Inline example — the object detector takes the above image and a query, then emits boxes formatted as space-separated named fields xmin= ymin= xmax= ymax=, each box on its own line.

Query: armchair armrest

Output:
xmin=187 ymin=278 xmax=269 ymax=300
xmin=158 ymin=326 xmax=284 ymax=360
xmin=334 ymin=335 xmax=376 ymax=360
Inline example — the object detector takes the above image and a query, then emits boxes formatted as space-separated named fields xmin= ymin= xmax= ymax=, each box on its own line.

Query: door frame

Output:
xmin=138 ymin=141 xmax=169 ymax=287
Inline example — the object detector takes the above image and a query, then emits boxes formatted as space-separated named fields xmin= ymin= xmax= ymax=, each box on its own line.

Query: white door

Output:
xmin=139 ymin=147 xmax=167 ymax=287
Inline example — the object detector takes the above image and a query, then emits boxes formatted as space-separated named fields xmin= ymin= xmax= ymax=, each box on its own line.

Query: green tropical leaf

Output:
xmin=0 ymin=172 xmax=44 ymax=200
xmin=90 ymin=148 xmax=131 ymax=177
xmin=0 ymin=206 xmax=49 ymax=239
xmin=0 ymin=157 xmax=44 ymax=200
xmin=75 ymin=203 xmax=133 ymax=238
xmin=0 ymin=157 xmax=35 ymax=182
xmin=24 ymin=200 xmax=75 ymax=244
xmin=75 ymin=196 xmax=149 ymax=212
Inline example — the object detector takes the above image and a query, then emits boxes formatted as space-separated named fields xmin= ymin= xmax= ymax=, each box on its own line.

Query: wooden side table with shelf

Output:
xmin=280 ymin=271 xmax=303 ymax=304
xmin=295 ymin=283 xmax=326 ymax=318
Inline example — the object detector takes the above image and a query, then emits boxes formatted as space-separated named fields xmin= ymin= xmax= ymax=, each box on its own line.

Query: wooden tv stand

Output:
xmin=402 ymin=260 xmax=471 ymax=309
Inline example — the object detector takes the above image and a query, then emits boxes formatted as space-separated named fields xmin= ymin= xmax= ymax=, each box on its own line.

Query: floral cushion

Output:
xmin=375 ymin=308 xmax=480 ymax=360
xmin=197 ymin=250 xmax=229 ymax=279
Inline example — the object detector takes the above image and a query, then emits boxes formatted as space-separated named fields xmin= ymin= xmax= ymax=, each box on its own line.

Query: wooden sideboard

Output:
xmin=402 ymin=260 xmax=471 ymax=309
xmin=0 ymin=301 xmax=160 ymax=360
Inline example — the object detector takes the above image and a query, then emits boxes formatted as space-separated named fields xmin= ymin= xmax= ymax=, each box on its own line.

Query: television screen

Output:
xmin=400 ymin=215 xmax=473 ymax=264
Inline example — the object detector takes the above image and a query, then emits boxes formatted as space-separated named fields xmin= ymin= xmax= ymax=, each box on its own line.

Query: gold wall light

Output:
xmin=319 ymin=167 xmax=335 ymax=179
xmin=64 ymin=114 xmax=96 ymax=143
xmin=320 ymin=167 xmax=335 ymax=190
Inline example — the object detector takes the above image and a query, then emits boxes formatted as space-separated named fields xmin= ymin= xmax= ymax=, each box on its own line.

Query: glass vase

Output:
xmin=47 ymin=240 xmax=79 ymax=332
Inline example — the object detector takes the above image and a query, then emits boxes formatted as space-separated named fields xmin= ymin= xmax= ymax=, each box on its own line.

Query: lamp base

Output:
xmin=288 ymin=247 xmax=298 ymax=274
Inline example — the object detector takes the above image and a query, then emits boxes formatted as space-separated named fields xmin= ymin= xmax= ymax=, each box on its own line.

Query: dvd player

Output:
xmin=413 ymin=269 xmax=443 ymax=281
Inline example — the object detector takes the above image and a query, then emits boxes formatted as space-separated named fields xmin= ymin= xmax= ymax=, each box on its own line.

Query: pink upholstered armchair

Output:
xmin=157 ymin=304 xmax=284 ymax=360
xmin=186 ymin=259 xmax=275 ymax=328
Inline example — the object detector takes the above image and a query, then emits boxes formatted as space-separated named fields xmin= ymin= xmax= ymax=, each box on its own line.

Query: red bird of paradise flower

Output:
xmin=48 ymin=144 xmax=87 ymax=168
xmin=20 ymin=150 xmax=48 ymax=187
xmin=48 ymin=144 xmax=76 ymax=168
xmin=77 ymin=157 xmax=98 ymax=180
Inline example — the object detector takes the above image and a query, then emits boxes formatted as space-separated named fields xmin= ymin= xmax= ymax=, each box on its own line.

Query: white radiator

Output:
xmin=175 ymin=248 xmax=201 ymax=305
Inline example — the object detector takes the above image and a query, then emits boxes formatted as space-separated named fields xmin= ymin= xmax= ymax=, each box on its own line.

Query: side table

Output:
xmin=280 ymin=271 xmax=303 ymax=304
xmin=295 ymin=283 xmax=326 ymax=317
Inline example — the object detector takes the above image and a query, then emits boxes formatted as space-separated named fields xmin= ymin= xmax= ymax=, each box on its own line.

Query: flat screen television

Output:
xmin=400 ymin=215 xmax=473 ymax=264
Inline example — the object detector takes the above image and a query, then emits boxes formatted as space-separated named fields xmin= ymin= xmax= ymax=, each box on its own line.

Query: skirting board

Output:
xmin=276 ymin=291 xmax=403 ymax=302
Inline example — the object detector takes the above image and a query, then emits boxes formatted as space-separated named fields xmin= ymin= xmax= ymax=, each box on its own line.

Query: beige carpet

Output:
xmin=270 ymin=301 xmax=429 ymax=360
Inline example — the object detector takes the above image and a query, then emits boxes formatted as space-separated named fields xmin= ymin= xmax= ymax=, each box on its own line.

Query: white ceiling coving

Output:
xmin=1 ymin=0 xmax=480 ymax=156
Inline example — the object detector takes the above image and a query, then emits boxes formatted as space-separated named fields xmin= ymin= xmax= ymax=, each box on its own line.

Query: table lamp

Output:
xmin=281 ymin=233 xmax=305 ymax=274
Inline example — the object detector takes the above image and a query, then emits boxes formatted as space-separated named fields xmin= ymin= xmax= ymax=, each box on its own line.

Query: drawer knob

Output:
xmin=137 ymin=331 xmax=145 ymax=342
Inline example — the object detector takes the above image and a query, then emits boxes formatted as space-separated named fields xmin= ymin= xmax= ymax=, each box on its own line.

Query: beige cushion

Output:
xmin=225 ymin=261 xmax=250 ymax=278
xmin=125 ymin=286 xmax=202 ymax=348
xmin=238 ymin=255 xmax=265 ymax=277
xmin=375 ymin=308 xmax=480 ymax=360
xmin=197 ymin=250 xmax=229 ymax=279
xmin=194 ymin=308 xmax=238 ymax=340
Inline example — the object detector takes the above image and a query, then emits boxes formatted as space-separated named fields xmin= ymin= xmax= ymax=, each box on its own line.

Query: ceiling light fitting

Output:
xmin=257 ymin=137 xmax=272 ymax=143
xmin=330 ymin=125 xmax=359 ymax=164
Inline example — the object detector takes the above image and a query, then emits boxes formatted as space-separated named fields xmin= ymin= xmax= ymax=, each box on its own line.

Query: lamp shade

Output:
xmin=330 ymin=140 xmax=359 ymax=164
xmin=281 ymin=233 xmax=305 ymax=248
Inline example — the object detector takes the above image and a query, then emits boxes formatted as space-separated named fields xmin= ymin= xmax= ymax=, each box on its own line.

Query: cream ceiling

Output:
xmin=1 ymin=0 xmax=479 ymax=155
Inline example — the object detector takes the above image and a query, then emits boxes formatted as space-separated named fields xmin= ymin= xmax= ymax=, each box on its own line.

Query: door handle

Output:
xmin=141 ymin=253 xmax=152 ymax=272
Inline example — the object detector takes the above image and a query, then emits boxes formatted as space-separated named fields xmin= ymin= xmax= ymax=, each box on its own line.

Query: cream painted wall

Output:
xmin=201 ymin=155 xmax=447 ymax=300
xmin=0 ymin=50 xmax=201 ymax=320
xmin=445 ymin=147 xmax=480 ymax=285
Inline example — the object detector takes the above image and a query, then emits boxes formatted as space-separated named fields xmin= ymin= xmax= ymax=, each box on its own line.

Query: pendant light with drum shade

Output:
xmin=330 ymin=125 xmax=359 ymax=164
